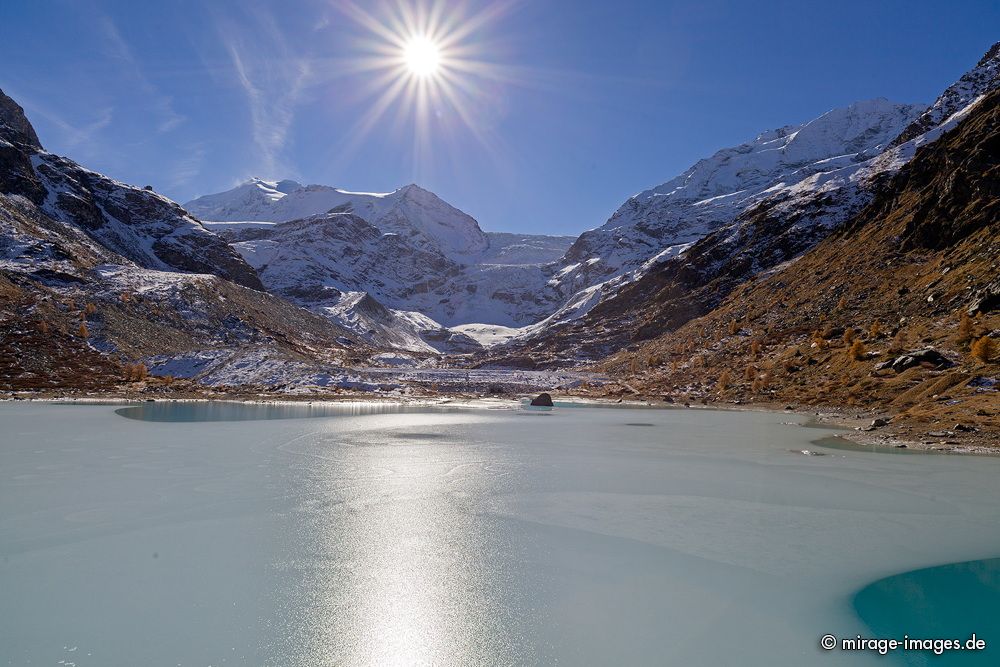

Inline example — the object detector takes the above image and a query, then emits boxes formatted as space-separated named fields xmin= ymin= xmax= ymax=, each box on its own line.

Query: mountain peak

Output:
xmin=977 ymin=41 xmax=1000 ymax=68
xmin=395 ymin=183 xmax=430 ymax=196
xmin=890 ymin=41 xmax=1000 ymax=148
xmin=0 ymin=88 xmax=42 ymax=149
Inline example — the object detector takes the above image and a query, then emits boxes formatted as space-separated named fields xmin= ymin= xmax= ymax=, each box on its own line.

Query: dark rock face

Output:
xmin=968 ymin=279 xmax=1000 ymax=315
xmin=0 ymin=89 xmax=42 ymax=149
xmin=0 ymin=90 xmax=263 ymax=291
xmin=530 ymin=392 xmax=554 ymax=406
xmin=0 ymin=141 xmax=45 ymax=205
xmin=0 ymin=90 xmax=46 ymax=204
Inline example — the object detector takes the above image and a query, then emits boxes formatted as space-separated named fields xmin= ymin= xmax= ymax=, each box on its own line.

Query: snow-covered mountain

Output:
xmin=203 ymin=212 xmax=477 ymax=352
xmin=190 ymin=180 xmax=582 ymax=339
xmin=0 ymin=88 xmax=372 ymax=388
xmin=490 ymin=41 xmax=1000 ymax=365
xmin=467 ymin=97 xmax=926 ymax=345
xmin=481 ymin=231 xmax=575 ymax=265
xmin=5 ymin=40 xmax=997 ymax=378
xmin=889 ymin=41 xmax=1000 ymax=148
xmin=205 ymin=211 xmax=573 ymax=351
xmin=0 ymin=90 xmax=262 ymax=291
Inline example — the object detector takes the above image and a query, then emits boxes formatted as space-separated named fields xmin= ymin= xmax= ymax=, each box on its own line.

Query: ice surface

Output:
xmin=2 ymin=403 xmax=999 ymax=665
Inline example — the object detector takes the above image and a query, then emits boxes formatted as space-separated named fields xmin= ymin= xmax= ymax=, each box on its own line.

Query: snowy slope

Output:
xmin=1 ymin=89 xmax=372 ymax=389
xmin=208 ymin=211 xmax=480 ymax=351
xmin=0 ymin=190 xmax=368 ymax=377
xmin=683 ymin=41 xmax=1000 ymax=283
xmin=190 ymin=180 xmax=578 ymax=267
xmin=481 ymin=232 xmax=574 ymax=264
xmin=889 ymin=42 xmax=1000 ymax=148
xmin=464 ymin=97 xmax=924 ymax=351
xmin=556 ymin=98 xmax=926 ymax=286
xmin=321 ymin=291 xmax=482 ymax=354
xmin=208 ymin=211 xmax=560 ymax=348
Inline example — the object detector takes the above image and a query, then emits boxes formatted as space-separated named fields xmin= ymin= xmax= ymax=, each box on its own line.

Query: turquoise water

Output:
xmin=813 ymin=435 xmax=960 ymax=456
xmin=2 ymin=401 xmax=999 ymax=666
xmin=854 ymin=558 xmax=1000 ymax=665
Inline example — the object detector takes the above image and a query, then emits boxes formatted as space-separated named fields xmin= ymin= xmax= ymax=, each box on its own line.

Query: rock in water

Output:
xmin=530 ymin=393 xmax=554 ymax=407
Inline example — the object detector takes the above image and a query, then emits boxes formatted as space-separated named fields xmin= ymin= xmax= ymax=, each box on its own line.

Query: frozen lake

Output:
xmin=1 ymin=401 xmax=998 ymax=666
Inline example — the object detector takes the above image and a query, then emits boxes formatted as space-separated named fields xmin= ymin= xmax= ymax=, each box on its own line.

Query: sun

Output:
xmin=403 ymin=36 xmax=441 ymax=78
xmin=333 ymin=0 xmax=520 ymax=178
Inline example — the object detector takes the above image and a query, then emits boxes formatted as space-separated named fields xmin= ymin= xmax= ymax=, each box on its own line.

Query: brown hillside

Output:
xmin=603 ymin=89 xmax=1000 ymax=448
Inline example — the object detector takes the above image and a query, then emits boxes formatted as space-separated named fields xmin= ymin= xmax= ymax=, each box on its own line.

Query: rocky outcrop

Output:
xmin=0 ymin=90 xmax=373 ymax=391
xmin=874 ymin=349 xmax=955 ymax=373
xmin=0 ymin=191 xmax=369 ymax=386
xmin=0 ymin=89 xmax=42 ymax=149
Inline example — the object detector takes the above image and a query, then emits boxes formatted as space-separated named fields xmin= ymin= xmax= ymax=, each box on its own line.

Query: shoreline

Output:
xmin=4 ymin=388 xmax=997 ymax=455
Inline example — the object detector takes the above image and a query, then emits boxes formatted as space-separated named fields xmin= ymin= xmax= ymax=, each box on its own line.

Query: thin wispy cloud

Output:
xmin=216 ymin=8 xmax=314 ymax=177
xmin=168 ymin=142 xmax=208 ymax=190
xmin=56 ymin=107 xmax=115 ymax=149
xmin=12 ymin=90 xmax=115 ymax=151
xmin=98 ymin=16 xmax=185 ymax=133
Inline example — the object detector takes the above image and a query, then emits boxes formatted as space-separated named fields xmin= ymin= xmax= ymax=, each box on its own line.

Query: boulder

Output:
xmin=862 ymin=416 xmax=891 ymax=431
xmin=967 ymin=279 xmax=1000 ymax=315
xmin=530 ymin=392 xmax=554 ymax=407
xmin=875 ymin=348 xmax=954 ymax=373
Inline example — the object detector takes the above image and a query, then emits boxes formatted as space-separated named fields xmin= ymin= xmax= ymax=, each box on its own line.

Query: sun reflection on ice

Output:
xmin=278 ymin=411 xmax=521 ymax=666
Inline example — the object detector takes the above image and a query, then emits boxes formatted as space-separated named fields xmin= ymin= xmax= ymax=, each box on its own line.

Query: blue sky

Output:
xmin=1 ymin=1 xmax=997 ymax=235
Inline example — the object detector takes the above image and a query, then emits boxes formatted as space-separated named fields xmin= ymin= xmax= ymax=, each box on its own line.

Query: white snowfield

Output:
xmin=182 ymin=46 xmax=998 ymax=355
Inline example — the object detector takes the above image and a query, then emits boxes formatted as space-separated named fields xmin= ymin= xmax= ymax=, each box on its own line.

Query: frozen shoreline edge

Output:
xmin=3 ymin=392 xmax=995 ymax=455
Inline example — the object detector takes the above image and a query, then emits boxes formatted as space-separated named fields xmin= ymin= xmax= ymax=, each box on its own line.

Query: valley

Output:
xmin=1 ymin=43 xmax=997 ymax=452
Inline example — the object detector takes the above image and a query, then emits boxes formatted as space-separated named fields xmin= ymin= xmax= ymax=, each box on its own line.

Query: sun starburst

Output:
xmin=330 ymin=0 xmax=519 ymax=179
